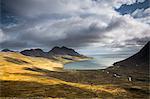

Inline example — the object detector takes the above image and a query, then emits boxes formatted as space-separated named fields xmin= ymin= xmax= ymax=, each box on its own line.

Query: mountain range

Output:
xmin=2 ymin=46 xmax=90 ymax=64
xmin=20 ymin=46 xmax=82 ymax=57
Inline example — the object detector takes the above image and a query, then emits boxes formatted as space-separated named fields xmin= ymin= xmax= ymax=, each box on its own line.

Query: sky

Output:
xmin=0 ymin=0 xmax=150 ymax=54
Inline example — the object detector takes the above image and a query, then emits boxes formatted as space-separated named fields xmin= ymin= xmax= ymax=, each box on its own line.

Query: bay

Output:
xmin=64 ymin=54 xmax=130 ymax=70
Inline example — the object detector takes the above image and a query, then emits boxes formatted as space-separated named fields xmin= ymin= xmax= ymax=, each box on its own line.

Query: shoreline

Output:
xmin=62 ymin=56 xmax=93 ymax=64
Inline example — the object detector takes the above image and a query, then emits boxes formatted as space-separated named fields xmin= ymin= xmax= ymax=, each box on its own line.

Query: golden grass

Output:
xmin=0 ymin=52 xmax=63 ymax=72
xmin=0 ymin=52 xmax=127 ymax=98
xmin=0 ymin=52 xmax=64 ymax=84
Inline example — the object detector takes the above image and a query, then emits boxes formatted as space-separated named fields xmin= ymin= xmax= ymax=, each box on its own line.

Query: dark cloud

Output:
xmin=49 ymin=23 xmax=105 ymax=47
xmin=0 ymin=40 xmax=28 ymax=49
xmin=15 ymin=22 xmax=105 ymax=48
xmin=125 ymin=37 xmax=150 ymax=46
xmin=0 ymin=0 xmax=150 ymax=54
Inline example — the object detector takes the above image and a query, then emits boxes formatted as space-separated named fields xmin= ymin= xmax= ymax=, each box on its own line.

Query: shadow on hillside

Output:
xmin=4 ymin=57 xmax=31 ymax=65
xmin=0 ymin=80 xmax=101 ymax=98
xmin=23 ymin=67 xmax=107 ymax=84
xmin=24 ymin=67 xmax=50 ymax=73
xmin=22 ymin=67 xmax=133 ymax=85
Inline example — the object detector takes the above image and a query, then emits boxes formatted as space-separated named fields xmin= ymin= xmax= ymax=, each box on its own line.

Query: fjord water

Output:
xmin=64 ymin=54 xmax=130 ymax=70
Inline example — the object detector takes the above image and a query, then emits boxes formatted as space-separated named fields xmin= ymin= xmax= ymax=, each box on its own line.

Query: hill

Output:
xmin=106 ymin=41 xmax=149 ymax=87
xmin=0 ymin=52 xmax=63 ymax=72
xmin=113 ymin=41 xmax=149 ymax=71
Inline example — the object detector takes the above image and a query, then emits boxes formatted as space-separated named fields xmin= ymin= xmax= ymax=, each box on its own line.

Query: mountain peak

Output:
xmin=49 ymin=46 xmax=80 ymax=56
xmin=53 ymin=46 xmax=60 ymax=49
xmin=31 ymin=48 xmax=43 ymax=52
xmin=20 ymin=46 xmax=86 ymax=60
xmin=61 ymin=46 xmax=74 ymax=50
xmin=20 ymin=48 xmax=45 ymax=57
xmin=61 ymin=46 xmax=69 ymax=49
xmin=51 ymin=46 xmax=72 ymax=51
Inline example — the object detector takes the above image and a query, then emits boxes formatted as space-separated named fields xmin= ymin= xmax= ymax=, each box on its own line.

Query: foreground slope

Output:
xmin=0 ymin=52 xmax=135 ymax=98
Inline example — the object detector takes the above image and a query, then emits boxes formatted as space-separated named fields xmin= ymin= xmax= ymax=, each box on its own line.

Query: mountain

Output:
xmin=21 ymin=46 xmax=83 ymax=57
xmin=113 ymin=41 xmax=149 ymax=70
xmin=48 ymin=46 xmax=81 ymax=56
xmin=20 ymin=48 xmax=50 ymax=58
xmin=1 ymin=49 xmax=14 ymax=52
xmin=20 ymin=46 xmax=90 ymax=64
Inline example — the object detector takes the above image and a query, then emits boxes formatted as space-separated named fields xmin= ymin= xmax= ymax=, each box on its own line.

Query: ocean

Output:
xmin=64 ymin=54 xmax=130 ymax=70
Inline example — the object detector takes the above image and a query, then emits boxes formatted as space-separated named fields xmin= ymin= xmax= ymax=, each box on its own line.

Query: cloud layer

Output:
xmin=1 ymin=0 xmax=150 ymax=53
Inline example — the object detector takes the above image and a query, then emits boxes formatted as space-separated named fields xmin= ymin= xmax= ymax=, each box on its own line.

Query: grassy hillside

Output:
xmin=0 ymin=52 xmax=149 ymax=98
xmin=0 ymin=52 xmax=63 ymax=84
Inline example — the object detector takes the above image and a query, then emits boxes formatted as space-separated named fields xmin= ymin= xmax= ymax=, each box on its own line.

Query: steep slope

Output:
xmin=113 ymin=41 xmax=149 ymax=68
